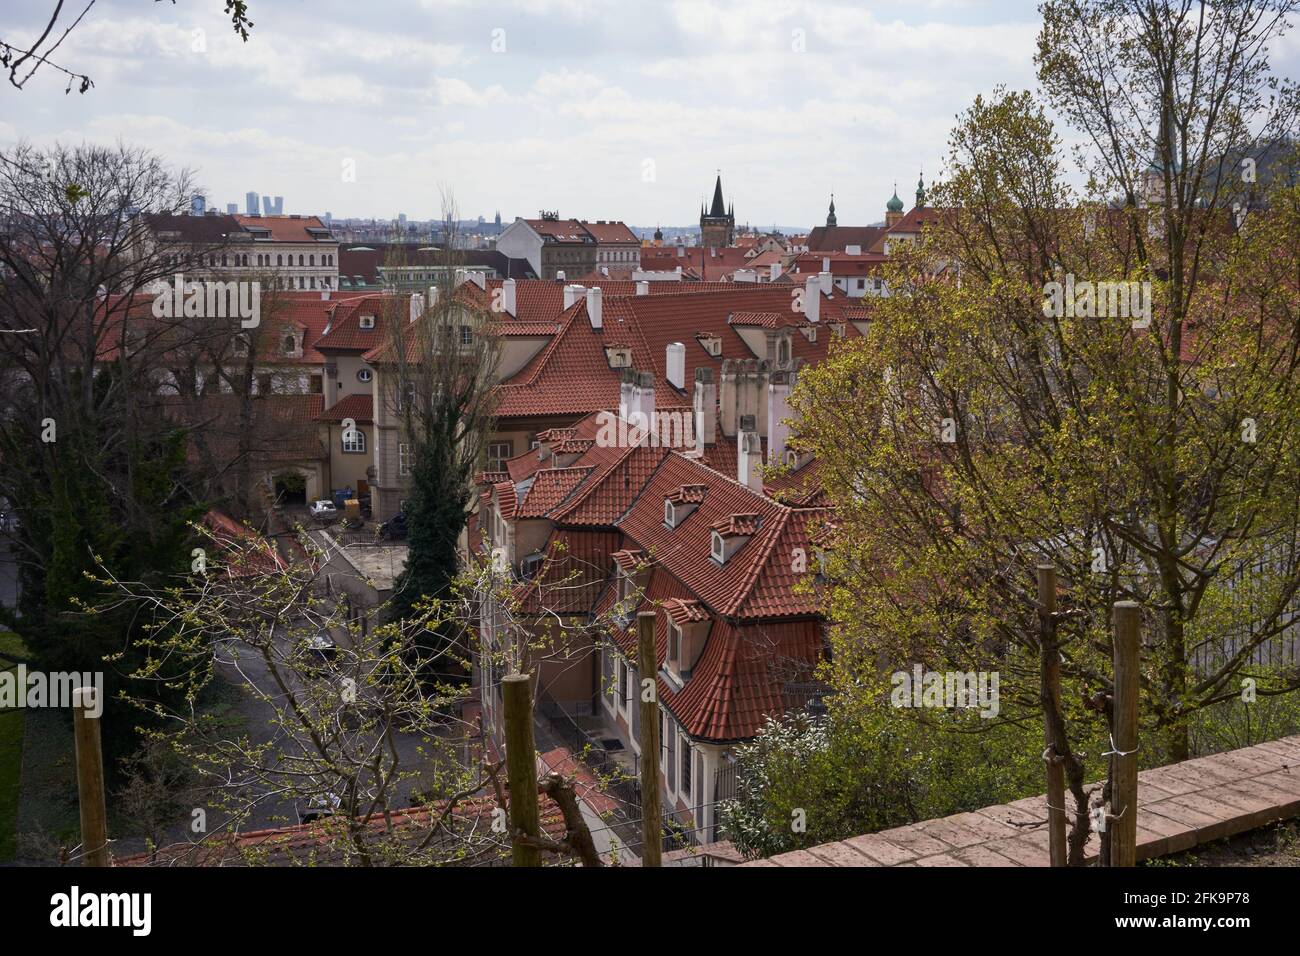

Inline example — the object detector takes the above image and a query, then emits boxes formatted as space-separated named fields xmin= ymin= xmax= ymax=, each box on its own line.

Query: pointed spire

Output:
xmin=710 ymin=173 xmax=726 ymax=217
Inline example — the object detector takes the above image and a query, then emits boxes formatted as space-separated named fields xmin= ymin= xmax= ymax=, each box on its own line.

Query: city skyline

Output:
xmin=0 ymin=0 xmax=1083 ymax=225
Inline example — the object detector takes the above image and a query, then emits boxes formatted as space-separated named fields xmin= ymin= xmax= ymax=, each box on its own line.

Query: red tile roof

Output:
xmin=235 ymin=214 xmax=335 ymax=243
xmin=515 ymin=467 xmax=594 ymax=518
xmin=316 ymin=393 xmax=374 ymax=424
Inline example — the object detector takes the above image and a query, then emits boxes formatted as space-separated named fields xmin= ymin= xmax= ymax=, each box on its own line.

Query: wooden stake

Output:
xmin=502 ymin=673 xmax=541 ymax=867
xmin=1037 ymin=564 xmax=1067 ymax=867
xmin=636 ymin=611 xmax=662 ymax=868
xmin=1111 ymin=601 xmax=1141 ymax=867
xmin=72 ymin=686 xmax=109 ymax=867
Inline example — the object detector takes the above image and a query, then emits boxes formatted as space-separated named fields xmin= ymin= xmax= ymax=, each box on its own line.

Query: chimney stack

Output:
xmin=769 ymin=262 xmax=782 ymax=281
xmin=719 ymin=360 xmax=738 ymax=438
xmin=586 ymin=286 xmax=603 ymax=329
xmin=737 ymin=415 xmax=762 ymax=490
xmin=767 ymin=370 xmax=792 ymax=463
xmin=803 ymin=274 xmax=821 ymax=323
xmin=427 ymin=285 xmax=439 ymax=309
xmin=636 ymin=280 xmax=650 ymax=296
xmin=563 ymin=283 xmax=585 ymax=309
xmin=693 ymin=367 xmax=716 ymax=456
xmin=409 ymin=292 xmax=425 ymax=324
xmin=818 ymin=270 xmax=833 ymax=296
xmin=666 ymin=342 xmax=685 ymax=390
xmin=502 ymin=277 xmax=517 ymax=317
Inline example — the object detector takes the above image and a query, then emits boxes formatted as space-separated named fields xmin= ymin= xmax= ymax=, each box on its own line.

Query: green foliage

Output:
xmin=720 ymin=701 xmax=1062 ymax=860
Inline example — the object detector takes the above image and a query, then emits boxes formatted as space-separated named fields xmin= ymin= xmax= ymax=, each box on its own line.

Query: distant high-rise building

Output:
xmin=226 ymin=202 xmax=238 ymax=215
xmin=245 ymin=191 xmax=259 ymax=216
xmin=191 ymin=194 xmax=206 ymax=215
xmin=261 ymin=195 xmax=284 ymax=216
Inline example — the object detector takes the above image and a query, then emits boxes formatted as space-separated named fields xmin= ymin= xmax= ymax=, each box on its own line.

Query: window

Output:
xmin=711 ymin=530 xmax=725 ymax=563
xmin=357 ymin=368 xmax=373 ymax=383
xmin=398 ymin=442 xmax=412 ymax=477
xmin=668 ymin=622 xmax=681 ymax=668
xmin=617 ymin=659 xmax=628 ymax=713
xmin=680 ymin=733 xmax=692 ymax=800
xmin=666 ymin=718 xmax=677 ymax=791
xmin=487 ymin=441 xmax=512 ymax=472
xmin=664 ymin=500 xmax=676 ymax=527
xmin=460 ymin=325 xmax=473 ymax=346
xmin=359 ymin=314 xmax=376 ymax=329
xmin=342 ymin=428 xmax=365 ymax=454
xmin=282 ymin=334 xmax=297 ymax=355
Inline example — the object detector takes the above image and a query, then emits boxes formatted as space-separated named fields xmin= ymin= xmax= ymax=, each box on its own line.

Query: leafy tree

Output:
xmin=791 ymin=0 xmax=1300 ymax=861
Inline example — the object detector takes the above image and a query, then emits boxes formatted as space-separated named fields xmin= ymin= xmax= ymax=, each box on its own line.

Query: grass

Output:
xmin=0 ymin=630 xmax=29 ymax=860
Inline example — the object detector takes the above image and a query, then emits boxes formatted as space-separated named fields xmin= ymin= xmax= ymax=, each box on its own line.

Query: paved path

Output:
xmin=745 ymin=735 xmax=1300 ymax=867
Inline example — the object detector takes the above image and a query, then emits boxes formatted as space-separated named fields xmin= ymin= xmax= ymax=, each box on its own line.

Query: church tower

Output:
xmin=826 ymin=193 xmax=837 ymax=227
xmin=700 ymin=172 xmax=735 ymax=247
xmin=885 ymin=183 xmax=905 ymax=226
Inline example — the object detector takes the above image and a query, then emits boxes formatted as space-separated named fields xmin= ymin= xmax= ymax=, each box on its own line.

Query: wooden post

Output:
xmin=1037 ymin=564 xmax=1067 ymax=867
xmin=1111 ymin=601 xmax=1141 ymax=867
xmin=502 ymin=673 xmax=541 ymax=867
xmin=636 ymin=611 xmax=662 ymax=868
xmin=72 ymin=686 xmax=110 ymax=867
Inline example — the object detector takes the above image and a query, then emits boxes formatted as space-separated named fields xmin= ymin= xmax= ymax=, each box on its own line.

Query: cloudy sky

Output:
xmin=0 ymin=0 xmax=1234 ymax=228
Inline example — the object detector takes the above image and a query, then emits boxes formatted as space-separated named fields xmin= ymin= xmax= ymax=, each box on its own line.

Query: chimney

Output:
xmin=737 ymin=415 xmax=762 ymax=490
xmin=586 ymin=286 xmax=603 ymax=329
xmin=719 ymin=359 xmax=738 ymax=438
xmin=320 ymin=289 xmax=331 ymax=301
xmin=619 ymin=368 xmax=637 ymax=423
xmin=469 ymin=270 xmax=486 ymax=290
xmin=822 ymin=256 xmax=831 ymax=273
xmin=427 ymin=285 xmax=439 ymax=309
xmin=637 ymin=371 xmax=656 ymax=435
xmin=556 ymin=270 xmax=566 ymax=281
xmin=502 ymin=277 xmax=517 ymax=317
xmin=767 ymin=370 xmax=792 ymax=463
xmin=636 ymin=280 xmax=650 ymax=296
xmin=819 ymin=270 xmax=833 ymax=296
xmin=693 ymin=367 xmax=716 ymax=456
xmin=563 ymin=283 xmax=585 ymax=309
xmin=409 ymin=292 xmax=425 ymax=324
xmin=769 ymin=262 xmax=782 ymax=281
xmin=666 ymin=342 xmax=685 ymax=390
xmin=737 ymin=360 xmax=769 ymax=437
xmin=803 ymin=274 xmax=821 ymax=323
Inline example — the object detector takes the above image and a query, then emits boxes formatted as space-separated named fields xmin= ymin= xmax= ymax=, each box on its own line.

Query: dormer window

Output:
xmin=664 ymin=485 xmax=706 ymax=529
xmin=778 ymin=337 xmax=792 ymax=363
xmin=710 ymin=513 xmax=760 ymax=564
xmin=711 ymin=530 xmax=725 ymax=562
xmin=696 ymin=333 xmax=722 ymax=356
xmin=359 ymin=314 xmax=376 ymax=330
xmin=282 ymin=333 xmax=298 ymax=356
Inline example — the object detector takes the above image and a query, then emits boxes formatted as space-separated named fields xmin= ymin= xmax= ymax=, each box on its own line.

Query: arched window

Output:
xmin=309 ymin=254 xmax=315 ymax=266
xmin=298 ymin=254 xmax=304 ymax=266
xmin=277 ymin=254 xmax=283 ymax=266
xmin=283 ymin=334 xmax=297 ymax=354
xmin=342 ymin=428 xmax=366 ymax=454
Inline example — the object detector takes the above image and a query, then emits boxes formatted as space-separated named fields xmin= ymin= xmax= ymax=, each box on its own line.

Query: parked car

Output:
xmin=379 ymin=512 xmax=407 ymax=540
xmin=296 ymin=792 xmax=341 ymax=825
xmin=309 ymin=499 xmax=338 ymax=520
xmin=304 ymin=634 xmax=337 ymax=667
